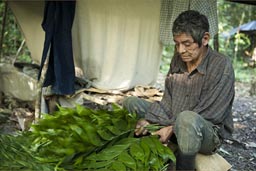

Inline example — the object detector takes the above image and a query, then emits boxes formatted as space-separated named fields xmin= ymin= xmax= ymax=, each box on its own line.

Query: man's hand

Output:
xmin=153 ymin=125 xmax=173 ymax=143
xmin=134 ymin=119 xmax=150 ymax=136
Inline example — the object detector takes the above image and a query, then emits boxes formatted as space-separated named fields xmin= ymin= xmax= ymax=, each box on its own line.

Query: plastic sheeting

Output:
xmin=8 ymin=0 xmax=162 ymax=91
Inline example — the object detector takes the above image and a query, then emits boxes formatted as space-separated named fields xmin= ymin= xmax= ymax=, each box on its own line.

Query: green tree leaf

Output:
xmin=111 ymin=161 xmax=127 ymax=171
xmin=118 ymin=151 xmax=136 ymax=170
xmin=129 ymin=142 xmax=144 ymax=162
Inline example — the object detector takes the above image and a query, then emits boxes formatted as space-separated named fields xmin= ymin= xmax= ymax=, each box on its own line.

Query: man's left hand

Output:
xmin=153 ymin=125 xmax=173 ymax=143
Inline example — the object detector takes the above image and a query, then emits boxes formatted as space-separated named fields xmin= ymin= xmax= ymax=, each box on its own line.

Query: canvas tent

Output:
xmin=7 ymin=0 xmax=218 ymax=92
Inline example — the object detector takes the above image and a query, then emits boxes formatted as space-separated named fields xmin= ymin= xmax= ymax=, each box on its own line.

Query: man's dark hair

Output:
xmin=172 ymin=10 xmax=209 ymax=47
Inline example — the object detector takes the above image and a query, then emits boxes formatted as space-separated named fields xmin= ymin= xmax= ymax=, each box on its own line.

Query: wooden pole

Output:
xmin=34 ymin=47 xmax=50 ymax=122
xmin=0 ymin=1 xmax=8 ymax=58
xmin=213 ymin=34 xmax=219 ymax=52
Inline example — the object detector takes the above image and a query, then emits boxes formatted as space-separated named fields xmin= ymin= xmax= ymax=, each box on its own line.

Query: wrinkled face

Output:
xmin=173 ymin=33 xmax=205 ymax=64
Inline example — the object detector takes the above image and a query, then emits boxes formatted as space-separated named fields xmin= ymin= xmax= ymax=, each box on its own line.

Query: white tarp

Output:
xmin=8 ymin=0 xmax=162 ymax=91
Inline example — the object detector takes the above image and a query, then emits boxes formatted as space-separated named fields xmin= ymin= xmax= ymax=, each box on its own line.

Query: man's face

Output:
xmin=173 ymin=33 xmax=205 ymax=64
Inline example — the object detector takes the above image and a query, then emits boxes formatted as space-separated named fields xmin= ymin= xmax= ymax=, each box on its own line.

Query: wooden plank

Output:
xmin=196 ymin=153 xmax=232 ymax=171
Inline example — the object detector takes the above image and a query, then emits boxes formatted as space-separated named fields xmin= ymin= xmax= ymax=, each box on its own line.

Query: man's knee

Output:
xmin=122 ymin=97 xmax=149 ymax=118
xmin=175 ymin=110 xmax=199 ymax=128
xmin=122 ymin=96 xmax=139 ymax=109
xmin=174 ymin=111 xmax=203 ymax=154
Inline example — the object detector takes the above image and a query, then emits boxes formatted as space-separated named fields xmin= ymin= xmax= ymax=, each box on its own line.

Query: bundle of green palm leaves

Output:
xmin=0 ymin=104 xmax=175 ymax=171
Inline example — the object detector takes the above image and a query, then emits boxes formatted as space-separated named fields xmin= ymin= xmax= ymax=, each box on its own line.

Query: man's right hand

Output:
xmin=134 ymin=119 xmax=150 ymax=136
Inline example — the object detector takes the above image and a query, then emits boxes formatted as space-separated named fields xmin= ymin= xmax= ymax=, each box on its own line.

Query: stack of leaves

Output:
xmin=0 ymin=104 xmax=175 ymax=170
xmin=0 ymin=132 xmax=54 ymax=170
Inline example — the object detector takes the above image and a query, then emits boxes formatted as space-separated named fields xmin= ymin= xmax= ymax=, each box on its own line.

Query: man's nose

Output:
xmin=177 ymin=44 xmax=186 ymax=53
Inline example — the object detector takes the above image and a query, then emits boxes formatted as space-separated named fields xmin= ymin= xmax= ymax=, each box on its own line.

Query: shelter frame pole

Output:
xmin=34 ymin=46 xmax=51 ymax=122
xmin=214 ymin=34 xmax=219 ymax=52
xmin=0 ymin=1 xmax=8 ymax=58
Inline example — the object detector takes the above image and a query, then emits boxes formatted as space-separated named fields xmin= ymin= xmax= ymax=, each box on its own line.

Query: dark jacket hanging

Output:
xmin=38 ymin=1 xmax=76 ymax=95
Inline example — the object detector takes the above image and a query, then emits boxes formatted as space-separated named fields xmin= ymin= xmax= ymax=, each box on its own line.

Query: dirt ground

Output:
xmin=220 ymin=82 xmax=256 ymax=171
xmin=0 ymin=80 xmax=255 ymax=171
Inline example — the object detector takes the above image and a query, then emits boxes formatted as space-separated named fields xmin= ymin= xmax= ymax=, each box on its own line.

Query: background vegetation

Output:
xmin=160 ymin=0 xmax=256 ymax=83
xmin=0 ymin=1 xmax=31 ymax=63
xmin=1 ymin=0 xmax=256 ymax=82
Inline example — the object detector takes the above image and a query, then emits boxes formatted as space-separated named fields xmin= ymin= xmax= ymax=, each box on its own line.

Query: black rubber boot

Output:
xmin=176 ymin=152 xmax=196 ymax=171
xmin=166 ymin=161 xmax=175 ymax=171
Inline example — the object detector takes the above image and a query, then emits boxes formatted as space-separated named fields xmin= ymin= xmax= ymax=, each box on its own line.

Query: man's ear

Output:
xmin=202 ymin=32 xmax=210 ymax=46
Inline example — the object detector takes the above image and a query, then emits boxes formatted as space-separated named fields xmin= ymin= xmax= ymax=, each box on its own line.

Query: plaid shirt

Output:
xmin=145 ymin=47 xmax=235 ymax=139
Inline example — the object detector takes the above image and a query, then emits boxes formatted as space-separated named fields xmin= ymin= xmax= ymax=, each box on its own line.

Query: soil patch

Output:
xmin=220 ymin=82 xmax=256 ymax=171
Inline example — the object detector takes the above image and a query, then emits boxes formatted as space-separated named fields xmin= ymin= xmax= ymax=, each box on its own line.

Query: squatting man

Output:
xmin=123 ymin=10 xmax=235 ymax=170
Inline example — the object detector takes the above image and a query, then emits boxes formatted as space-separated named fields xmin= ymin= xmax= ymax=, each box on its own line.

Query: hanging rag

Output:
xmin=38 ymin=0 xmax=76 ymax=95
